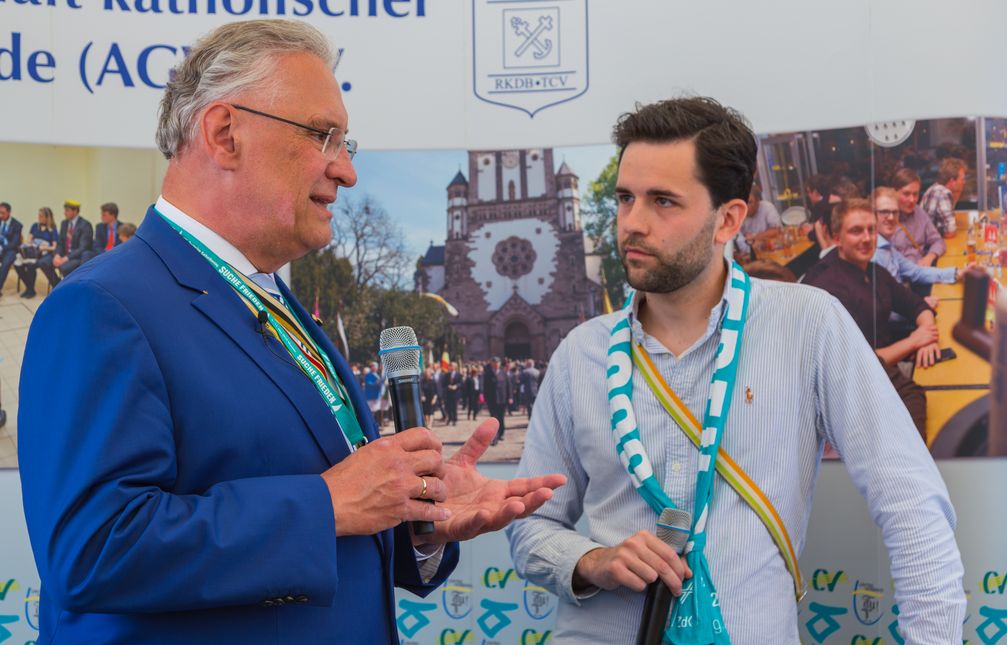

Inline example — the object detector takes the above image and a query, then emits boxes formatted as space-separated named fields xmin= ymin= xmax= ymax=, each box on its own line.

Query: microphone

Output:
xmin=636 ymin=507 xmax=692 ymax=645
xmin=257 ymin=309 xmax=269 ymax=330
xmin=379 ymin=326 xmax=434 ymax=535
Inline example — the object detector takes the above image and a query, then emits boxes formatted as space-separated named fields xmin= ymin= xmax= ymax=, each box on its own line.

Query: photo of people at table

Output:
xmin=733 ymin=117 xmax=999 ymax=456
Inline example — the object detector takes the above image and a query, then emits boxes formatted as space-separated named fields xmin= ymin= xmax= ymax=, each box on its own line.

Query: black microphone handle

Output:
xmin=387 ymin=374 xmax=435 ymax=535
xmin=636 ymin=580 xmax=675 ymax=645
xmin=637 ymin=582 xmax=656 ymax=643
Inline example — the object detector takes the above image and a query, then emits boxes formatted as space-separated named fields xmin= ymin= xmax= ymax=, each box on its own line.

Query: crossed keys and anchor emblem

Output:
xmin=510 ymin=15 xmax=554 ymax=60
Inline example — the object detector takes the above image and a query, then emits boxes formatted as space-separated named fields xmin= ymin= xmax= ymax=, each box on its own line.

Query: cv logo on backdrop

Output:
xmin=472 ymin=0 xmax=589 ymax=117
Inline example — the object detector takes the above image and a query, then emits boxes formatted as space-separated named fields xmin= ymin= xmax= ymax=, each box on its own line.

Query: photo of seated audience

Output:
xmin=40 ymin=200 xmax=93 ymax=290
xmin=873 ymin=186 xmax=963 ymax=289
xmin=0 ymin=202 xmax=23 ymax=296
xmin=803 ymin=198 xmax=943 ymax=438
xmin=733 ymin=183 xmax=782 ymax=258
xmin=920 ymin=157 xmax=967 ymax=238
xmin=11 ymin=201 xmax=131 ymax=299
xmin=889 ymin=168 xmax=946 ymax=269
xmin=15 ymin=206 xmax=59 ymax=299
xmin=84 ymin=202 xmax=122 ymax=262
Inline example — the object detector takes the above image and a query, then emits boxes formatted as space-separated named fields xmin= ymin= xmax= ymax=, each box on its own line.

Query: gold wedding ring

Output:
xmin=418 ymin=476 xmax=428 ymax=500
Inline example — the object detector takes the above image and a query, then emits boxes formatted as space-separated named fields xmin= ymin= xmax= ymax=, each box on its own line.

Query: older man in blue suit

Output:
xmin=18 ymin=20 xmax=563 ymax=644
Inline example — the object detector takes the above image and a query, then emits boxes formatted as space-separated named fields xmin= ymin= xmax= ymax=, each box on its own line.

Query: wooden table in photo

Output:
xmin=916 ymin=211 xmax=996 ymax=444
xmin=757 ymin=237 xmax=813 ymax=268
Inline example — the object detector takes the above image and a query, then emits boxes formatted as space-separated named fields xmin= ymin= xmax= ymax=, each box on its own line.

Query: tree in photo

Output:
xmin=292 ymin=194 xmax=457 ymax=363
xmin=329 ymin=194 xmax=412 ymax=291
xmin=582 ymin=152 xmax=627 ymax=308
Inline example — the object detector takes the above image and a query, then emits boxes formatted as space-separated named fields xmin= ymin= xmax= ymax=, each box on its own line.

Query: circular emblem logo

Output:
xmin=851 ymin=581 xmax=884 ymax=625
xmin=522 ymin=583 xmax=556 ymax=620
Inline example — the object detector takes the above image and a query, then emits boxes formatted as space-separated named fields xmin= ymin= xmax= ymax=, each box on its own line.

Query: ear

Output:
xmin=713 ymin=197 xmax=748 ymax=245
xmin=197 ymin=102 xmax=241 ymax=171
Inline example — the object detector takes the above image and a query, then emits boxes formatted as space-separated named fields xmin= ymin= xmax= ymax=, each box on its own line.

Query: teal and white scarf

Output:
xmin=606 ymin=262 xmax=751 ymax=644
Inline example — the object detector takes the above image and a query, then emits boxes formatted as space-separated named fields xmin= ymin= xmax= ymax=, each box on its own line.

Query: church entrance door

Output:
xmin=504 ymin=321 xmax=532 ymax=360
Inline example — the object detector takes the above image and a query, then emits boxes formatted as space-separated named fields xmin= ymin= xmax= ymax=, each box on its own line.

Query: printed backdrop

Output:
xmin=3 ymin=1 xmax=1007 ymax=150
xmin=1 ymin=463 xmax=1005 ymax=643
xmin=3 ymin=1 xmax=1006 ymax=643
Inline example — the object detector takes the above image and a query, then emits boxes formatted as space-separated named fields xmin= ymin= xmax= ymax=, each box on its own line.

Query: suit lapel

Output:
xmin=135 ymin=208 xmax=352 ymax=467
xmin=278 ymin=276 xmax=390 ymax=557
xmin=279 ymin=279 xmax=380 ymax=443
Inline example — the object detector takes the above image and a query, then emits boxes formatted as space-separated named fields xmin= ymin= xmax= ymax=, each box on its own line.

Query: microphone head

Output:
xmin=656 ymin=507 xmax=692 ymax=555
xmin=379 ymin=326 xmax=422 ymax=379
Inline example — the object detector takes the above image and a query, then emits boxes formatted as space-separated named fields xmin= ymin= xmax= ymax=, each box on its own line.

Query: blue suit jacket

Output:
xmin=19 ymin=208 xmax=458 ymax=644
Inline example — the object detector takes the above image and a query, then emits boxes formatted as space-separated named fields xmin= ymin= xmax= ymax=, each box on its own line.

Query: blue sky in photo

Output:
xmin=337 ymin=143 xmax=619 ymax=260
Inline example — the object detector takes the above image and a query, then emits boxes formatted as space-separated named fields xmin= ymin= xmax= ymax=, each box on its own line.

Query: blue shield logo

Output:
xmin=472 ymin=0 xmax=589 ymax=117
xmin=441 ymin=581 xmax=473 ymax=620
xmin=522 ymin=583 xmax=556 ymax=620
xmin=851 ymin=580 xmax=884 ymax=626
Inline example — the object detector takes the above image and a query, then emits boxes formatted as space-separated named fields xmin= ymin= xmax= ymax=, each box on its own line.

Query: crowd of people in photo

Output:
xmin=734 ymin=156 xmax=976 ymax=439
xmin=0 ymin=200 xmax=136 ymax=298
xmin=351 ymin=356 xmax=547 ymax=446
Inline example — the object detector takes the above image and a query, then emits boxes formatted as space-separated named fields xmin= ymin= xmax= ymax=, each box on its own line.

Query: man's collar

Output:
xmin=155 ymin=195 xmax=261 ymax=279
xmin=876 ymin=235 xmax=891 ymax=249
xmin=626 ymin=259 xmax=732 ymax=342
xmin=827 ymin=248 xmax=873 ymax=275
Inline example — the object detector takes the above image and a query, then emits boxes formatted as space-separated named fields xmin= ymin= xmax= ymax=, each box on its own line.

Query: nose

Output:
xmin=618 ymin=199 xmax=649 ymax=239
xmin=327 ymin=149 xmax=357 ymax=188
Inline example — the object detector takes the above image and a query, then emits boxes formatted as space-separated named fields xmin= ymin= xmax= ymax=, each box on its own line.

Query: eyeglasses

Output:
xmin=876 ymin=209 xmax=899 ymax=218
xmin=230 ymin=104 xmax=357 ymax=160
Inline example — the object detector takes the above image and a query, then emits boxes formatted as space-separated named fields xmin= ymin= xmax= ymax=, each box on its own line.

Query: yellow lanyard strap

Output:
xmin=633 ymin=342 xmax=806 ymax=602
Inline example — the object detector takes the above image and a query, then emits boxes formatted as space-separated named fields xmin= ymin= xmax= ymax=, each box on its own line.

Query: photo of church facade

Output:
xmin=416 ymin=148 xmax=603 ymax=362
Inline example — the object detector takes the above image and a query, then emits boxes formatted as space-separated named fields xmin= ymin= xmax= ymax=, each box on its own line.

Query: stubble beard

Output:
xmin=619 ymin=213 xmax=717 ymax=294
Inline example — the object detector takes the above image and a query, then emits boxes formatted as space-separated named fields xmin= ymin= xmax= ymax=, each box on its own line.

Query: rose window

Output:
xmin=492 ymin=236 xmax=537 ymax=279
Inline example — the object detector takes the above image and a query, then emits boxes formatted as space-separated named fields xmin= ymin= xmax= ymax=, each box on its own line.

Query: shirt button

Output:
xmin=671 ymin=462 xmax=683 ymax=473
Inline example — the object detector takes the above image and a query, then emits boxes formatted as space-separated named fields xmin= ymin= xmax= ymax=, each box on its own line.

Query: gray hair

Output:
xmin=155 ymin=19 xmax=334 ymax=159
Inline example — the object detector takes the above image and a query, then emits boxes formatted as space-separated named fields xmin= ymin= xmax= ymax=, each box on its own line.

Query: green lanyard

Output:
xmin=158 ymin=210 xmax=367 ymax=451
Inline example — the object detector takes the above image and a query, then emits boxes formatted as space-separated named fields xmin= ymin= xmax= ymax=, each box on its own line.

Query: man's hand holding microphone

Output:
xmin=321 ymin=326 xmax=565 ymax=543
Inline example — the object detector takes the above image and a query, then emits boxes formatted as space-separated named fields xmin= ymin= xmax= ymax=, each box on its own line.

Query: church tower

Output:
xmin=555 ymin=161 xmax=581 ymax=232
xmin=436 ymin=149 xmax=601 ymax=361
xmin=447 ymin=171 xmax=468 ymax=240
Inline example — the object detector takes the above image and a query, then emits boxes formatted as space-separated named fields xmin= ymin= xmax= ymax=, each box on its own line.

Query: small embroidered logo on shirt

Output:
xmin=745 ymin=386 xmax=754 ymax=403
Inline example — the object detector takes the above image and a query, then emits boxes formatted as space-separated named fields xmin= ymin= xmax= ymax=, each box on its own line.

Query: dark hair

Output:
xmin=0 ymin=202 xmax=10 ymax=212
xmin=893 ymin=168 xmax=921 ymax=190
xmin=804 ymin=174 xmax=829 ymax=195
xmin=612 ymin=96 xmax=757 ymax=207
xmin=830 ymin=198 xmax=875 ymax=238
xmin=829 ymin=177 xmax=860 ymax=200
xmin=100 ymin=202 xmax=119 ymax=217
